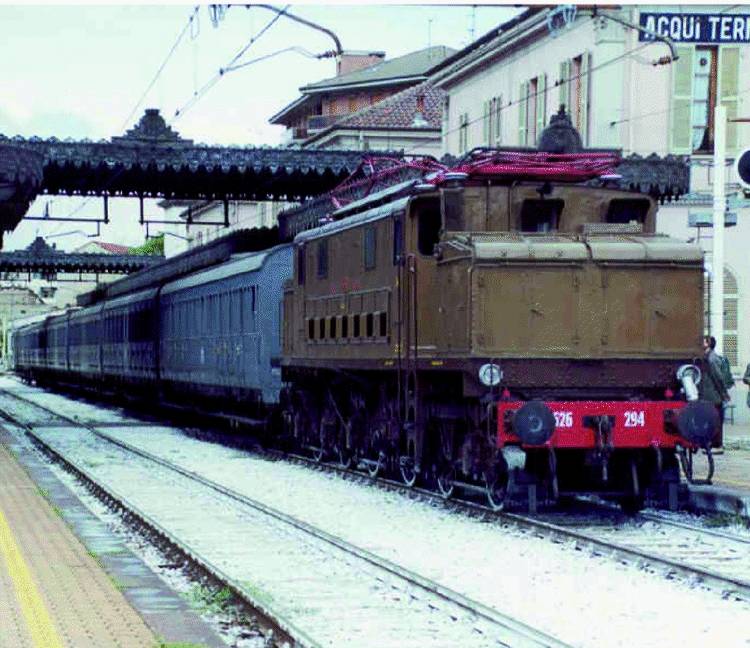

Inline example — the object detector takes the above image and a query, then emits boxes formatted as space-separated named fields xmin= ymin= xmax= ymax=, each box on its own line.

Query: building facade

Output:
xmin=271 ymin=46 xmax=453 ymax=150
xmin=431 ymin=5 xmax=750 ymax=420
xmin=159 ymin=199 xmax=292 ymax=257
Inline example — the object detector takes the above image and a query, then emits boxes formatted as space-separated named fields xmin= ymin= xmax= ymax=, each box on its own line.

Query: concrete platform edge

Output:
xmin=686 ymin=483 xmax=750 ymax=519
xmin=0 ymin=427 xmax=225 ymax=648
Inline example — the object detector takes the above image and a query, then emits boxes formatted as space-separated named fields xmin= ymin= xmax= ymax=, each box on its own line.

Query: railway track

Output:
xmin=279 ymin=451 xmax=750 ymax=601
xmin=0 ymin=387 xmax=569 ymax=648
xmin=6 ymin=383 xmax=750 ymax=608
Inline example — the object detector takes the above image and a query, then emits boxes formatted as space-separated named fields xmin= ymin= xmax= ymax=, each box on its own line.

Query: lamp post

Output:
xmin=711 ymin=104 xmax=726 ymax=354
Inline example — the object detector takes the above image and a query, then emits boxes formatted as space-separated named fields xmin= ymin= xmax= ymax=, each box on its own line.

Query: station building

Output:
xmin=429 ymin=5 xmax=750 ymax=422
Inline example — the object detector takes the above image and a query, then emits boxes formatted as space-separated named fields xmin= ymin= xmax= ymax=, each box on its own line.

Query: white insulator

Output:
xmin=676 ymin=364 xmax=702 ymax=401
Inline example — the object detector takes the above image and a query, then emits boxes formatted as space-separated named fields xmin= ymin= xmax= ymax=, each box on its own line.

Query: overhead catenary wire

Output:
xmin=53 ymin=5 xmax=202 ymax=232
xmin=171 ymin=5 xmax=291 ymax=123
xmin=119 ymin=5 xmax=200 ymax=134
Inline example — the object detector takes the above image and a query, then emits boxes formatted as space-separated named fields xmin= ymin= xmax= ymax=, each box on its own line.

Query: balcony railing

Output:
xmin=307 ymin=114 xmax=342 ymax=131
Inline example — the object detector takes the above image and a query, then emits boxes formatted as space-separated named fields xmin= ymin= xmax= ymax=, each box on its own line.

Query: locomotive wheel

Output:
xmin=367 ymin=451 xmax=385 ymax=478
xmin=436 ymin=465 xmax=455 ymax=499
xmin=335 ymin=445 xmax=352 ymax=469
xmin=399 ymin=456 xmax=417 ymax=488
xmin=484 ymin=471 xmax=509 ymax=511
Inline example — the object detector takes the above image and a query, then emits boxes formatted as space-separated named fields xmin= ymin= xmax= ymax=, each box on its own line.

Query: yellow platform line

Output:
xmin=0 ymin=506 xmax=65 ymax=648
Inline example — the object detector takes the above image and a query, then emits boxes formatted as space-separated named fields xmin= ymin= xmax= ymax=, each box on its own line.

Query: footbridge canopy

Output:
xmin=0 ymin=109 xmax=372 ymax=247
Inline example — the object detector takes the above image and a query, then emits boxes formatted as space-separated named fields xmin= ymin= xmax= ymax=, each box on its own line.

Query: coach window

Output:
xmin=379 ymin=312 xmax=387 ymax=338
xmin=353 ymin=314 xmax=361 ymax=338
xmin=319 ymin=318 xmax=325 ymax=340
xmin=366 ymin=313 xmax=374 ymax=338
xmin=307 ymin=318 xmax=315 ymax=341
xmin=328 ymin=316 xmax=336 ymax=340
xmin=363 ymin=226 xmax=377 ymax=270
xmin=317 ymin=240 xmax=328 ymax=279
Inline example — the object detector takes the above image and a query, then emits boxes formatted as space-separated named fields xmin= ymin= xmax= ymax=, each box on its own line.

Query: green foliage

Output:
xmin=129 ymin=234 xmax=164 ymax=256
xmin=185 ymin=584 xmax=234 ymax=614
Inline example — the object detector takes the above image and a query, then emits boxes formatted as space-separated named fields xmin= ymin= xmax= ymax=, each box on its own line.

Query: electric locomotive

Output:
xmin=280 ymin=113 xmax=715 ymax=511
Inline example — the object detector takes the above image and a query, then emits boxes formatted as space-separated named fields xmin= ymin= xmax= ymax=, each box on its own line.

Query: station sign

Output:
xmin=639 ymin=12 xmax=750 ymax=43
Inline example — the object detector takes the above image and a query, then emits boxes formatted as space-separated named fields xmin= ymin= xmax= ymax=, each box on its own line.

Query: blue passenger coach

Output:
xmin=159 ymin=244 xmax=293 ymax=407
xmin=13 ymin=243 xmax=293 ymax=417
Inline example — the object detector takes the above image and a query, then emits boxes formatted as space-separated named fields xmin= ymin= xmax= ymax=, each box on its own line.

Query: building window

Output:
xmin=363 ymin=226 xmax=377 ymax=270
xmin=704 ymin=266 xmax=739 ymax=368
xmin=493 ymin=95 xmax=502 ymax=145
xmin=692 ymin=47 xmax=717 ymax=153
xmin=519 ymin=77 xmax=546 ymax=147
xmin=527 ymin=77 xmax=538 ymax=146
xmin=560 ymin=56 xmax=587 ymax=144
xmin=724 ymin=267 xmax=738 ymax=368
xmin=672 ymin=45 xmax=739 ymax=154
xmin=458 ymin=113 xmax=469 ymax=153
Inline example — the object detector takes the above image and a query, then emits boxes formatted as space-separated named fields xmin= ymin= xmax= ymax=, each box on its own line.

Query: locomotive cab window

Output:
xmin=317 ymin=240 xmax=328 ymax=279
xmin=297 ymin=246 xmax=306 ymax=285
xmin=417 ymin=206 xmax=441 ymax=256
xmin=363 ymin=226 xmax=377 ymax=270
xmin=520 ymin=199 xmax=563 ymax=232
xmin=393 ymin=216 xmax=403 ymax=265
xmin=606 ymin=199 xmax=650 ymax=225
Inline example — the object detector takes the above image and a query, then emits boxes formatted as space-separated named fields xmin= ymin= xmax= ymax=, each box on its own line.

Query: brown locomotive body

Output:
xmin=281 ymin=147 xmax=715 ymax=511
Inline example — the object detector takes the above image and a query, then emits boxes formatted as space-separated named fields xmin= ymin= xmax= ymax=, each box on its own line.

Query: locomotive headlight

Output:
xmin=512 ymin=401 xmax=556 ymax=446
xmin=479 ymin=363 xmax=502 ymax=387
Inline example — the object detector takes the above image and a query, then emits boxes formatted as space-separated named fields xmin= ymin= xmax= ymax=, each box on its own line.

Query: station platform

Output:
xmin=0 ymin=428 xmax=223 ymax=648
xmin=688 ymin=423 xmax=750 ymax=518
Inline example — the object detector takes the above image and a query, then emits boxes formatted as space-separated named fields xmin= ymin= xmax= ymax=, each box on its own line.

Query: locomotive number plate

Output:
xmin=624 ymin=410 xmax=646 ymax=427
xmin=553 ymin=411 xmax=574 ymax=428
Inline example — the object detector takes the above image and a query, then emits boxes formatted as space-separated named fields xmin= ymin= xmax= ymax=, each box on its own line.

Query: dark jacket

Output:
xmin=743 ymin=363 xmax=750 ymax=408
xmin=701 ymin=350 xmax=730 ymax=405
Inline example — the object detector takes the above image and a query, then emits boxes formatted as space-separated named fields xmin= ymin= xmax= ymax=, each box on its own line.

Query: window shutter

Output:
xmin=671 ymin=45 xmax=694 ymax=154
xmin=495 ymin=95 xmax=503 ymax=145
xmin=719 ymin=46 xmax=740 ymax=152
xmin=579 ymin=53 xmax=590 ymax=146
xmin=559 ymin=60 xmax=570 ymax=114
xmin=518 ymin=82 xmax=528 ymax=146
xmin=536 ymin=73 xmax=547 ymax=146
xmin=482 ymin=101 xmax=490 ymax=146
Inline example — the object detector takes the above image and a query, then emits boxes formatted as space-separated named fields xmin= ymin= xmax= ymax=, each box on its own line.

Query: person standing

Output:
xmin=700 ymin=335 xmax=731 ymax=448
xmin=743 ymin=362 xmax=750 ymax=410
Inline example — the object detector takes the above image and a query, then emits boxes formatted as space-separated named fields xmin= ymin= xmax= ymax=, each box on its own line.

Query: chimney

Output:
xmin=336 ymin=50 xmax=385 ymax=76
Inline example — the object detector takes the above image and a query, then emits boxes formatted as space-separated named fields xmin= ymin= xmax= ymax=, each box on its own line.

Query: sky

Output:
xmin=0 ymin=3 xmax=521 ymax=250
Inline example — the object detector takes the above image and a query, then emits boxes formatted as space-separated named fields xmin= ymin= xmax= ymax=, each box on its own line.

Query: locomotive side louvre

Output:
xmin=284 ymin=199 xmax=407 ymax=366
